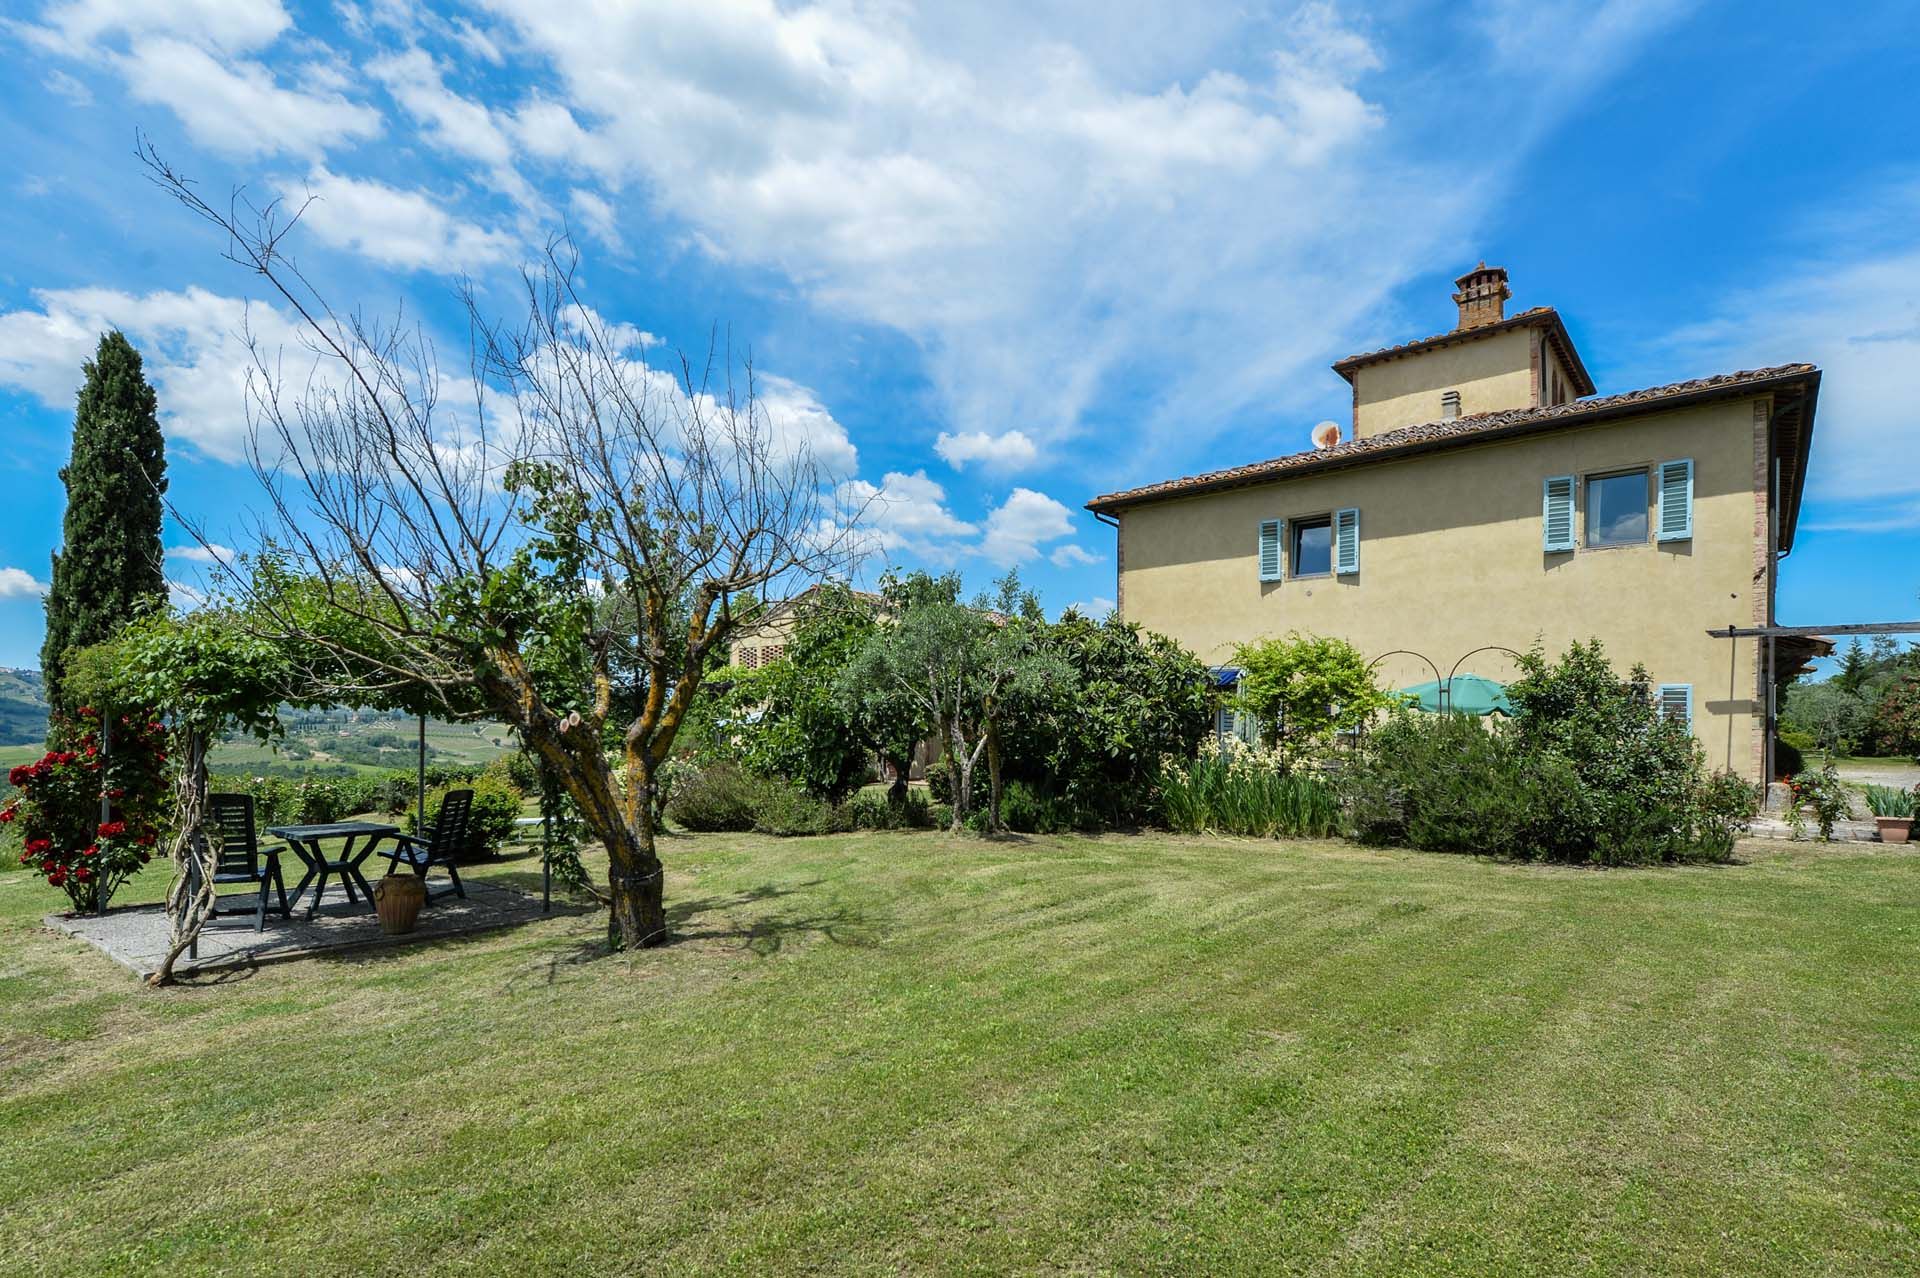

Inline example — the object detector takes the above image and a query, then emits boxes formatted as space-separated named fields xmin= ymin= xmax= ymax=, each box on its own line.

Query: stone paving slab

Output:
xmin=47 ymin=878 xmax=568 ymax=979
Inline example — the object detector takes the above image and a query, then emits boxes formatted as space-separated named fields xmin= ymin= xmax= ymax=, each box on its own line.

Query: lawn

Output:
xmin=2 ymin=831 xmax=1916 ymax=1275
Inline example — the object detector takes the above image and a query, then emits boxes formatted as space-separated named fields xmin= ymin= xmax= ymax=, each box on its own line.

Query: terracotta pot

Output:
xmin=374 ymin=873 xmax=427 ymax=934
xmin=1875 ymin=817 xmax=1913 ymax=845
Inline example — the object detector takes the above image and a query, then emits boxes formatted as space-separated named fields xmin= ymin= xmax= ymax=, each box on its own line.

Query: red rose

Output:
xmin=139 ymin=852 xmax=151 ymax=863
xmin=40 ymin=859 xmax=56 ymax=874
xmin=6 ymin=765 xmax=26 ymax=785
xmin=47 ymin=870 xmax=66 ymax=886
xmin=78 ymin=706 xmax=94 ymax=717
xmin=108 ymin=787 xmax=125 ymax=800
xmin=74 ymin=866 xmax=92 ymax=882
xmin=97 ymin=821 xmax=126 ymax=838
xmin=81 ymin=844 xmax=98 ymax=858
xmin=24 ymin=837 xmax=49 ymax=854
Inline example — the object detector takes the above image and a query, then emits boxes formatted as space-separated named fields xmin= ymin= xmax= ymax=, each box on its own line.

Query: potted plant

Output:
xmin=1864 ymin=783 xmax=1914 ymax=844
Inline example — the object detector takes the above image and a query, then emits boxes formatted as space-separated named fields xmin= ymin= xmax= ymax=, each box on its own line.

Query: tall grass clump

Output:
xmin=1158 ymin=745 xmax=1340 ymax=838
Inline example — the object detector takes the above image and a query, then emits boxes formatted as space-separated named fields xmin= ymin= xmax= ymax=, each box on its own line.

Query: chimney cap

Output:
xmin=1452 ymin=262 xmax=1511 ymax=330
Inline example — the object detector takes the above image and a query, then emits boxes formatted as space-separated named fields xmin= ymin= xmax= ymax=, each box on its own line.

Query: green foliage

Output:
xmin=1690 ymin=770 xmax=1758 ymax=862
xmin=718 ymin=586 xmax=894 ymax=800
xmin=1345 ymin=641 xmax=1737 ymax=866
xmin=1866 ymin=677 xmax=1920 ymax=758
xmin=1505 ymin=639 xmax=1706 ymax=863
xmin=41 ymin=332 xmax=168 ymax=711
xmin=848 ymin=787 xmax=933 ymax=830
xmin=1863 ymin=783 xmax=1915 ymax=819
xmin=1787 ymin=766 xmax=1852 ymax=840
xmin=997 ymin=610 xmax=1214 ymax=828
xmin=2 ymin=709 xmax=169 ymax=910
xmin=1229 ymin=632 xmax=1394 ymax=767
xmin=77 ymin=610 xmax=295 ymax=742
xmin=996 ymin=779 xmax=1078 ymax=834
xmin=1342 ymin=712 xmax=1582 ymax=860
xmin=1158 ymin=746 xmax=1342 ymax=838
xmin=661 ymin=762 xmax=852 ymax=836
xmin=665 ymin=762 xmax=761 ymax=832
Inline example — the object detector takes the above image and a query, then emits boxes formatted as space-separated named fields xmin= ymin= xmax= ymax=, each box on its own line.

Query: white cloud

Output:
xmin=0 ymin=567 xmax=50 ymax=599
xmin=934 ymin=429 xmax=1038 ymax=471
xmin=42 ymin=68 xmax=93 ymax=105
xmin=569 ymin=188 xmax=622 ymax=250
xmin=1049 ymin=543 xmax=1101 ymax=568
xmin=980 ymin=487 xmax=1073 ymax=567
xmin=1662 ymin=178 xmax=1920 ymax=502
xmin=1066 ymin=596 xmax=1115 ymax=619
xmin=0 ymin=285 xmax=305 ymax=463
xmin=836 ymin=469 xmax=975 ymax=560
xmin=279 ymin=168 xmax=518 ymax=273
xmin=755 ymin=374 xmax=859 ymax=477
xmin=476 ymin=0 xmax=1688 ymax=475
xmin=25 ymin=1 xmax=381 ymax=159
xmin=167 ymin=543 xmax=237 ymax=564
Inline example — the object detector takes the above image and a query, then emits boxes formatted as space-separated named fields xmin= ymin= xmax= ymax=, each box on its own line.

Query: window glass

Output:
xmin=1293 ymin=516 xmax=1333 ymax=575
xmin=1585 ymin=471 xmax=1647 ymax=546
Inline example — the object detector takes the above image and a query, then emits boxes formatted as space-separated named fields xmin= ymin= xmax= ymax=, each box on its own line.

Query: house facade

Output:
xmin=1086 ymin=265 xmax=1822 ymax=782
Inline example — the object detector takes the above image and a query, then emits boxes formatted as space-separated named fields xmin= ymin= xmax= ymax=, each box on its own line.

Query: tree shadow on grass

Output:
xmin=664 ymin=880 xmax=884 ymax=956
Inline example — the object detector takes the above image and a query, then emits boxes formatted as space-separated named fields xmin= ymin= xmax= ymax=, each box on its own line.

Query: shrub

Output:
xmin=1693 ymin=770 xmax=1758 ymax=862
xmin=1341 ymin=712 xmax=1583 ymax=861
xmin=413 ymin=773 xmax=523 ymax=862
xmin=1787 ymin=766 xmax=1851 ymax=841
xmin=1506 ymin=640 xmax=1706 ymax=863
xmin=927 ymin=801 xmax=954 ymax=830
xmin=1159 ymin=743 xmax=1341 ymax=838
xmin=997 ymin=780 xmax=1076 ymax=834
xmin=3 ymin=709 xmax=168 ymax=911
xmin=1228 ymin=633 xmax=1396 ymax=769
xmin=665 ymin=763 xmax=760 ymax=832
xmin=749 ymin=782 xmax=852 ymax=837
xmin=849 ymin=787 xmax=932 ymax=830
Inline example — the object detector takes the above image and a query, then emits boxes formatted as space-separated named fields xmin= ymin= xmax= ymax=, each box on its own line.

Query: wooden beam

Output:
xmin=1706 ymin=621 xmax=1920 ymax=639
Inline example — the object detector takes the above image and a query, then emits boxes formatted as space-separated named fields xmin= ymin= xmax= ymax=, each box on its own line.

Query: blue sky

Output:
xmin=0 ymin=0 xmax=1916 ymax=671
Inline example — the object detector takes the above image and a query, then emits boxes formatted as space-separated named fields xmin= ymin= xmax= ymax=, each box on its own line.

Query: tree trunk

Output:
xmin=149 ymin=727 xmax=213 ymax=987
xmin=886 ymin=754 xmax=910 ymax=805
xmin=985 ymin=717 xmax=1003 ymax=834
xmin=945 ymin=719 xmax=970 ymax=832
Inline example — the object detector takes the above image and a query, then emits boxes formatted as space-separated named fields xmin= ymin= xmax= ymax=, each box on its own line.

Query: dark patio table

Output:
xmin=266 ymin=821 xmax=402 ymax=920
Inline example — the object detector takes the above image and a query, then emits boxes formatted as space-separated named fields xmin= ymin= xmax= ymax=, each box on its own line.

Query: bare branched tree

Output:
xmin=143 ymin=145 xmax=868 ymax=947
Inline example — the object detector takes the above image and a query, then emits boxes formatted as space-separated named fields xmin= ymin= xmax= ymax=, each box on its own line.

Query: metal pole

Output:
xmin=97 ymin=715 xmax=111 ymax=916
xmin=542 ymin=804 xmax=552 ymax=914
xmin=416 ymin=713 xmax=427 ymax=828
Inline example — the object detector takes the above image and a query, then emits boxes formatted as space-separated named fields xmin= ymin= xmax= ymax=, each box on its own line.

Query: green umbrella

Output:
xmin=1397 ymin=674 xmax=1514 ymax=716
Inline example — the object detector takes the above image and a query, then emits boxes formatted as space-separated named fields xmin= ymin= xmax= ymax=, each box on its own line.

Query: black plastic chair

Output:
xmin=201 ymin=793 xmax=291 ymax=931
xmin=376 ymin=788 xmax=471 ymax=901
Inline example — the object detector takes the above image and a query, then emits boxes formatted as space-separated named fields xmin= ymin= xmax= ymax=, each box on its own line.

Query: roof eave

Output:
xmin=1086 ymin=367 xmax=1820 ymax=515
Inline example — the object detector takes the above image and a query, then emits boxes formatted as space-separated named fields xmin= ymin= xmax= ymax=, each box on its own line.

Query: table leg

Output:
xmin=286 ymin=842 xmax=321 ymax=916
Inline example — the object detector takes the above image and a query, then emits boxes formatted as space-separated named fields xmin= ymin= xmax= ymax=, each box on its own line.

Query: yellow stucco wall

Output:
xmin=1352 ymin=327 xmax=1538 ymax=437
xmin=1115 ymin=396 xmax=1769 ymax=778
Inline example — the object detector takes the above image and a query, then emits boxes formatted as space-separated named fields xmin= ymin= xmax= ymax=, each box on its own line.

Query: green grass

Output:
xmin=2 ymin=831 xmax=1916 ymax=1275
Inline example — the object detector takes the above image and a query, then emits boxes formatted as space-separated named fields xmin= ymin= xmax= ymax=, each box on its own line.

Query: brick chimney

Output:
xmin=1452 ymin=262 xmax=1510 ymax=330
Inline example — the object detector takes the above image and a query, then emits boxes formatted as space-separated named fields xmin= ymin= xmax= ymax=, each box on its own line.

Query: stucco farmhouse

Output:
xmin=1086 ymin=264 xmax=1823 ymax=782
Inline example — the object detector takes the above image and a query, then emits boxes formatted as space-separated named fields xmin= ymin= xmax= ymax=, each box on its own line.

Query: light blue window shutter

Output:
xmin=1258 ymin=519 xmax=1284 ymax=581
xmin=1657 ymin=459 xmax=1694 ymax=542
xmin=1334 ymin=507 xmax=1360 ymax=575
xmin=1542 ymin=475 xmax=1576 ymax=552
xmin=1656 ymin=683 xmax=1692 ymax=730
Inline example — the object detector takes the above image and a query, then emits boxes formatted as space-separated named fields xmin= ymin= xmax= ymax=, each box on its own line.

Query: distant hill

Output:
xmin=0 ymin=668 xmax=48 ymax=746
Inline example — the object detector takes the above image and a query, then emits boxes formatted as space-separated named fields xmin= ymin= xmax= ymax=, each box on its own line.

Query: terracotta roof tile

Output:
xmin=1086 ymin=363 xmax=1818 ymax=512
xmin=1331 ymin=306 xmax=1557 ymax=371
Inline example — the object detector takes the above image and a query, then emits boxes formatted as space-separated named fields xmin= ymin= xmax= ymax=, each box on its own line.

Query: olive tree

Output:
xmin=145 ymin=148 xmax=865 ymax=949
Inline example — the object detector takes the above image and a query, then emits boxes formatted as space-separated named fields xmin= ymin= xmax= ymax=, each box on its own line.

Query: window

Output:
xmin=1257 ymin=519 xmax=1284 ymax=582
xmin=1585 ymin=469 xmax=1648 ymax=547
xmin=1441 ymin=389 xmax=1461 ymax=420
xmin=1656 ymin=683 xmax=1692 ymax=730
xmin=1292 ymin=515 xmax=1333 ymax=576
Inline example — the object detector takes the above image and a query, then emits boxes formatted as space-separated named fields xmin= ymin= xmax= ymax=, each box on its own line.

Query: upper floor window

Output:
xmin=1293 ymin=515 xmax=1333 ymax=576
xmin=1585 ymin=470 xmax=1648 ymax=547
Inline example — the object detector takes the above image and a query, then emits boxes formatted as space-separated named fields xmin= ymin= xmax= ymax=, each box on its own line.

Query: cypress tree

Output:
xmin=41 ymin=331 xmax=168 ymax=710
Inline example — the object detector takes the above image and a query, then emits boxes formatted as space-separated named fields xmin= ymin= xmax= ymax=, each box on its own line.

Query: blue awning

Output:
xmin=1210 ymin=666 xmax=1241 ymax=689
